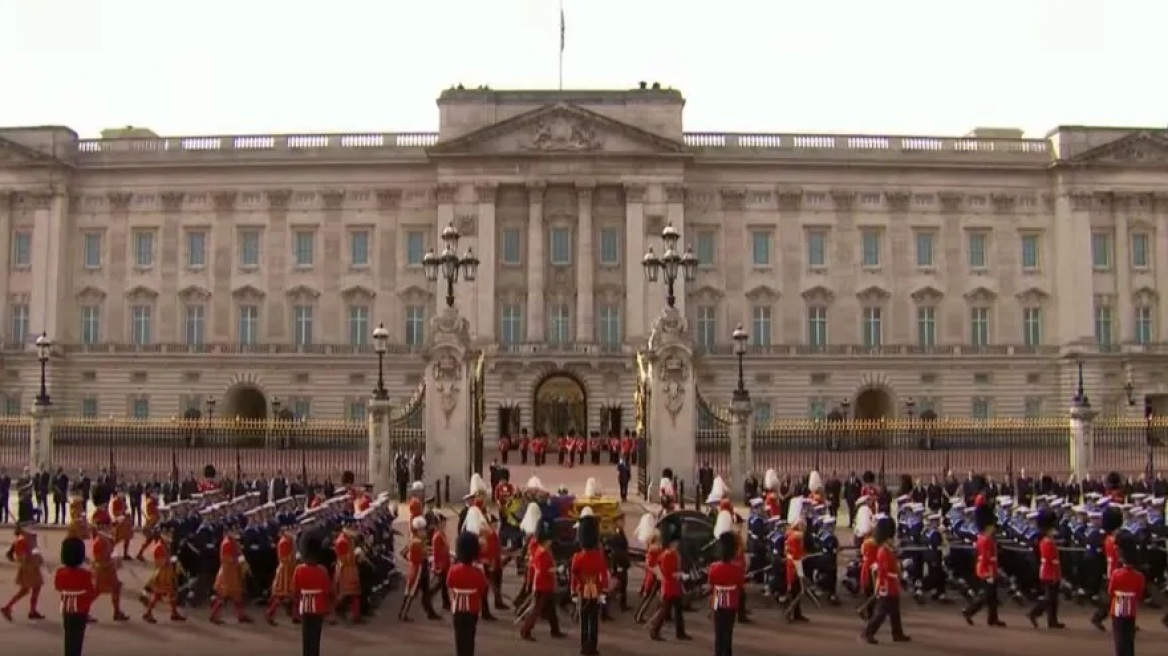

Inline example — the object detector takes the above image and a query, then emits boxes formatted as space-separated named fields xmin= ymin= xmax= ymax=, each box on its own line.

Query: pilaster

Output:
xmin=624 ymin=184 xmax=647 ymax=342
xmin=576 ymin=183 xmax=595 ymax=341
xmin=729 ymin=394 xmax=754 ymax=502
xmin=525 ymin=183 xmax=546 ymax=341
xmin=29 ymin=403 xmax=53 ymax=472
xmin=1114 ymin=211 xmax=1133 ymax=341
xmin=367 ymin=398 xmax=393 ymax=494
xmin=0 ymin=193 xmax=11 ymax=340
xmin=28 ymin=190 xmax=69 ymax=341
xmin=424 ymin=306 xmax=473 ymax=500
xmin=475 ymin=184 xmax=498 ymax=341
xmin=645 ymin=306 xmax=696 ymax=496
xmin=1052 ymin=189 xmax=1095 ymax=344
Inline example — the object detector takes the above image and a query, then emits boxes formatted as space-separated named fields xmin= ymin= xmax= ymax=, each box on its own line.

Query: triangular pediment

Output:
xmin=910 ymin=285 xmax=944 ymax=303
xmin=124 ymin=285 xmax=158 ymax=301
xmin=177 ymin=285 xmax=211 ymax=301
xmin=744 ymin=284 xmax=780 ymax=302
xmin=0 ymin=136 xmax=58 ymax=166
xmin=800 ymin=285 xmax=835 ymax=303
xmin=75 ymin=286 xmax=106 ymax=302
xmin=964 ymin=286 xmax=997 ymax=302
xmin=856 ymin=285 xmax=890 ymax=302
xmin=1070 ymin=131 xmax=1168 ymax=167
xmin=231 ymin=284 xmax=265 ymax=300
xmin=397 ymin=285 xmax=432 ymax=302
xmin=427 ymin=103 xmax=687 ymax=157
xmin=1016 ymin=286 xmax=1050 ymax=302
xmin=687 ymin=285 xmax=723 ymax=302
xmin=341 ymin=285 xmax=376 ymax=302
xmin=286 ymin=284 xmax=320 ymax=301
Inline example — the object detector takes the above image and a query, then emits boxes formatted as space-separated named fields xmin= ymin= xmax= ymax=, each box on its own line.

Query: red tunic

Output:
xmin=143 ymin=497 xmax=160 ymax=531
xmin=148 ymin=542 xmax=177 ymax=596
xmin=11 ymin=534 xmax=43 ymax=589
xmin=407 ymin=537 xmax=426 ymax=589
xmin=1108 ymin=566 xmax=1144 ymax=619
xmin=640 ymin=544 xmax=661 ymax=595
xmin=354 ymin=494 xmax=371 ymax=513
xmin=293 ymin=564 xmax=332 ymax=616
xmin=1038 ymin=536 xmax=1060 ymax=583
xmin=91 ymin=534 xmax=120 ymax=594
xmin=54 ymin=567 xmax=96 ymax=615
xmin=529 ymin=546 xmax=556 ymax=593
xmin=859 ymin=538 xmax=878 ymax=593
xmin=407 ymin=498 xmax=423 ymax=521
xmin=975 ymin=534 xmax=997 ymax=580
xmin=657 ymin=549 xmax=682 ymax=599
xmin=708 ymin=561 xmax=744 ymax=610
xmin=214 ymin=537 xmax=245 ymax=598
xmin=785 ymin=528 xmax=806 ymax=587
xmin=431 ymin=531 xmax=450 ymax=575
xmin=569 ymin=549 xmax=609 ymax=600
xmin=479 ymin=531 xmax=501 ymax=568
xmin=873 ymin=545 xmax=900 ymax=597
xmin=271 ymin=535 xmax=296 ymax=598
xmin=1104 ymin=534 xmax=1119 ymax=577
xmin=447 ymin=564 xmax=488 ymax=614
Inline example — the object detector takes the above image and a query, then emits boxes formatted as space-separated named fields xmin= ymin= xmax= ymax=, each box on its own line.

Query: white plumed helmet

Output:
xmin=579 ymin=506 xmax=594 ymax=518
xmin=854 ymin=505 xmax=874 ymax=539
xmin=706 ymin=476 xmax=729 ymax=504
xmin=713 ymin=509 xmax=734 ymax=538
xmin=526 ymin=476 xmax=545 ymax=491
xmin=808 ymin=470 xmax=823 ymax=493
xmin=519 ymin=502 xmax=541 ymax=536
xmin=468 ymin=473 xmax=489 ymax=497
xmin=583 ymin=477 xmax=600 ymax=498
xmin=410 ymin=516 xmax=427 ymax=531
xmin=787 ymin=496 xmax=805 ymax=525
xmin=634 ymin=512 xmax=657 ymax=544
xmin=463 ymin=505 xmax=487 ymax=535
xmin=764 ymin=469 xmax=779 ymax=491
xmin=410 ymin=481 xmax=425 ymax=492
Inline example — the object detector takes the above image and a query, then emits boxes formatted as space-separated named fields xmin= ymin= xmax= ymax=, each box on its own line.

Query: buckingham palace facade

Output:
xmin=1 ymin=85 xmax=1167 ymax=435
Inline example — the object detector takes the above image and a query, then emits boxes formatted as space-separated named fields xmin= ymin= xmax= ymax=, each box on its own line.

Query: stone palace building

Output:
xmin=1 ymin=85 xmax=1166 ymax=436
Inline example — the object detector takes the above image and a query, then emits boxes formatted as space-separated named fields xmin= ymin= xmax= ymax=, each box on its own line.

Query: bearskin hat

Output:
xmin=455 ymin=531 xmax=480 ymax=565
xmin=1035 ymin=509 xmax=1057 ymax=534
xmin=577 ymin=515 xmax=600 ymax=550
xmin=536 ymin=519 xmax=556 ymax=543
xmin=659 ymin=513 xmax=682 ymax=545
xmin=203 ymin=464 xmax=217 ymax=479
xmin=971 ymin=474 xmax=988 ymax=493
xmin=341 ymin=470 xmax=356 ymax=486
xmin=861 ymin=470 xmax=875 ymax=484
xmin=1105 ymin=471 xmax=1122 ymax=490
xmin=1116 ymin=532 xmax=1140 ymax=566
xmin=974 ymin=503 xmax=997 ymax=531
xmin=873 ymin=515 xmax=896 ymax=544
xmin=662 ymin=467 xmax=674 ymax=481
xmin=717 ymin=531 xmax=737 ymax=563
xmin=60 ymin=536 xmax=86 ymax=568
xmin=298 ymin=529 xmax=325 ymax=565
xmin=1101 ymin=506 xmax=1124 ymax=533
xmin=498 ymin=467 xmax=510 ymax=482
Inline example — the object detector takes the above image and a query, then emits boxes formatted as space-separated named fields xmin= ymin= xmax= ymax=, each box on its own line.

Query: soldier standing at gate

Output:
xmin=571 ymin=509 xmax=608 ymax=656
xmin=447 ymin=530 xmax=487 ymax=656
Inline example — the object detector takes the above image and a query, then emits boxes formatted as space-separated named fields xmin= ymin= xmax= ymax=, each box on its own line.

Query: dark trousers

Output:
xmin=300 ymin=614 xmax=323 ymax=656
xmin=429 ymin=568 xmax=451 ymax=610
xmin=63 ymin=612 xmax=88 ymax=656
xmin=1112 ymin=617 xmax=1135 ymax=656
xmin=713 ymin=608 xmax=735 ymax=656
xmin=1028 ymin=582 xmax=1060 ymax=626
xmin=519 ymin=591 xmax=561 ymax=636
xmin=579 ymin=600 xmax=600 ymax=655
xmin=618 ymin=479 xmax=629 ymax=501
xmin=864 ymin=595 xmax=905 ymax=638
xmin=964 ymin=578 xmax=999 ymax=623
xmin=0 ymin=496 xmax=8 ymax=523
xmin=649 ymin=596 xmax=686 ymax=638
xmin=453 ymin=611 xmax=477 ymax=656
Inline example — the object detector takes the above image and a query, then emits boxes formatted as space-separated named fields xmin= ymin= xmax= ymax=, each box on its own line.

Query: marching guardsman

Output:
xmin=407 ymin=481 xmax=427 ymax=522
xmin=647 ymin=516 xmax=689 ymax=641
xmin=1027 ymin=509 xmax=1065 ymax=629
xmin=293 ymin=529 xmax=332 ymax=656
xmin=2 ymin=519 xmax=45 ymax=621
xmin=784 ymin=497 xmax=810 ymax=623
xmin=66 ymin=496 xmax=88 ymax=540
xmin=447 ymin=530 xmax=488 ymax=656
xmin=807 ymin=470 xmax=825 ymax=506
xmin=571 ymin=508 xmax=609 ymax=656
xmin=518 ymin=514 xmax=565 ymax=641
xmin=332 ymin=515 xmax=363 ymax=623
xmin=135 ymin=491 xmax=160 ymax=561
xmin=461 ymin=506 xmax=497 ymax=622
xmin=710 ymin=510 xmax=744 ymax=656
xmin=266 ymin=517 xmax=299 ymax=625
xmin=400 ymin=515 xmax=441 ymax=621
xmin=430 ymin=513 xmax=452 ymax=612
xmin=198 ymin=464 xmax=218 ymax=493
xmin=1090 ymin=505 xmax=1125 ymax=631
xmin=855 ymin=501 xmax=878 ymax=619
xmin=860 ymin=514 xmax=911 ymax=644
xmin=55 ymin=536 xmax=95 ymax=656
xmin=1105 ymin=471 xmax=1126 ymax=505
xmin=1108 ymin=534 xmax=1143 ymax=656
xmin=110 ymin=488 xmax=133 ymax=559
xmin=513 ymin=501 xmax=543 ymax=611
xmin=141 ymin=523 xmax=184 ymax=623
xmin=210 ymin=520 xmax=252 ymax=624
xmin=633 ymin=513 xmax=661 ymax=624
xmin=90 ymin=510 xmax=130 ymax=621
xmin=961 ymin=502 xmax=1005 ymax=627
xmin=477 ymin=512 xmax=509 ymax=613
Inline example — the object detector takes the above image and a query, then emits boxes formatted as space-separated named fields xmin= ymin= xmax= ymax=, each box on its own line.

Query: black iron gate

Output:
xmin=635 ymin=352 xmax=651 ymax=499
xmin=469 ymin=351 xmax=486 ymax=478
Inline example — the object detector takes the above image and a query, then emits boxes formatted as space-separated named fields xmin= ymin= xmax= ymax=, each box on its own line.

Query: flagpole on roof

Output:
xmin=558 ymin=0 xmax=565 ymax=91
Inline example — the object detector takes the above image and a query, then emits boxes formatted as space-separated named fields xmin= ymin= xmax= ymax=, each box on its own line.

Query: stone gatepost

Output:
xmin=29 ymin=403 xmax=53 ymax=472
xmin=729 ymin=393 xmax=755 ymax=502
xmin=1068 ymin=361 xmax=1097 ymax=479
xmin=366 ymin=398 xmax=393 ymax=495
xmin=424 ymin=306 xmax=474 ymax=501
xmin=643 ymin=307 xmax=696 ymax=502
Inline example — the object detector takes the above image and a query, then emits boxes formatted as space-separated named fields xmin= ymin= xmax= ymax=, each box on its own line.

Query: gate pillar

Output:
xmin=1068 ymin=361 xmax=1097 ymax=479
xmin=644 ymin=307 xmax=696 ymax=501
xmin=729 ymin=393 xmax=754 ymax=502
xmin=367 ymin=398 xmax=393 ymax=494
xmin=424 ymin=307 xmax=473 ymax=501
xmin=29 ymin=403 xmax=53 ymax=472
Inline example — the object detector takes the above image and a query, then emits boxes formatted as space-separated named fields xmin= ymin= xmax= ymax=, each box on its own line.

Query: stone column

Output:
xmin=29 ymin=403 xmax=53 ymax=472
xmin=576 ymin=183 xmax=595 ymax=342
xmin=1113 ymin=211 xmax=1133 ymax=341
xmin=526 ymin=183 xmax=546 ymax=341
xmin=424 ymin=306 xmax=473 ymax=501
xmin=645 ymin=307 xmax=696 ymax=499
xmin=728 ymin=393 xmax=754 ymax=502
xmin=474 ymin=184 xmax=498 ymax=342
xmin=624 ymin=185 xmax=647 ymax=342
xmin=1068 ymin=362 xmax=1098 ymax=479
xmin=367 ymin=398 xmax=393 ymax=494
xmin=29 ymin=190 xmax=69 ymax=340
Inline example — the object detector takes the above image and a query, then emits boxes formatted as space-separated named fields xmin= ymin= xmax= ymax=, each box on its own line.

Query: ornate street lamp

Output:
xmin=904 ymin=397 xmax=916 ymax=420
xmin=423 ymin=222 xmax=480 ymax=308
xmin=204 ymin=396 xmax=216 ymax=449
xmin=642 ymin=223 xmax=698 ymax=308
xmin=840 ymin=397 xmax=852 ymax=418
xmin=732 ymin=324 xmax=749 ymax=402
xmin=34 ymin=332 xmax=52 ymax=406
xmin=372 ymin=323 xmax=390 ymax=400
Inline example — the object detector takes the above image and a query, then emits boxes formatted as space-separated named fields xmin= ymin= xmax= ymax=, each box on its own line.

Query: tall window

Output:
xmin=1091 ymin=232 xmax=1112 ymax=269
xmin=81 ymin=398 xmax=99 ymax=418
xmin=131 ymin=305 xmax=152 ymax=345
xmin=1024 ymin=397 xmax=1043 ymax=418
xmin=1131 ymin=232 xmax=1150 ymax=268
xmin=861 ymin=230 xmax=881 ymax=267
xmin=133 ymin=231 xmax=154 ymax=268
xmin=862 ymin=307 xmax=882 ymax=347
xmin=348 ymin=305 xmax=369 ymax=345
xmin=753 ymin=402 xmax=772 ymax=423
xmin=967 ymin=232 xmax=987 ymax=269
xmin=500 ymin=305 xmax=523 ymax=345
xmin=347 ymin=401 xmax=367 ymax=422
xmin=1022 ymin=307 xmax=1042 ymax=346
xmin=11 ymin=231 xmax=31 ymax=267
xmin=599 ymin=305 xmax=621 ymax=347
xmin=599 ymin=228 xmax=619 ymax=265
xmin=186 ymin=230 xmax=206 ymax=268
xmin=917 ymin=306 xmax=936 ymax=347
xmin=238 ymin=305 xmax=259 ymax=345
xmin=184 ymin=305 xmax=205 ymax=345
xmin=695 ymin=232 xmax=715 ymax=267
xmin=695 ymin=306 xmax=716 ymax=348
xmin=550 ymin=228 xmax=571 ymax=265
xmin=405 ymin=306 xmax=425 ymax=346
xmin=806 ymin=232 xmax=826 ymax=267
xmin=750 ymin=232 xmax=770 ymax=266
xmin=83 ymin=233 xmax=102 ymax=269
xmin=349 ymin=230 xmax=369 ymax=267
xmin=132 ymin=398 xmax=150 ymax=420
xmin=807 ymin=306 xmax=827 ymax=347
xmin=501 ymin=228 xmax=521 ymax=264
xmin=239 ymin=230 xmax=260 ymax=267
xmin=548 ymin=304 xmax=571 ymax=343
xmin=81 ymin=306 xmax=101 ymax=345
xmin=8 ymin=304 xmax=27 ymax=343
xmin=971 ymin=397 xmax=991 ymax=419
xmin=293 ymin=305 xmax=314 ymax=346
xmin=293 ymin=230 xmax=314 ymax=267
xmin=915 ymin=231 xmax=934 ymax=267
xmin=1135 ymin=306 xmax=1154 ymax=345
xmin=751 ymin=306 xmax=772 ymax=346
xmin=405 ymin=231 xmax=425 ymax=265
xmin=1094 ymin=303 xmax=1113 ymax=346
xmin=1021 ymin=234 xmax=1040 ymax=270
xmin=970 ymin=307 xmax=990 ymax=347
xmin=808 ymin=399 xmax=827 ymax=420
xmin=292 ymin=399 xmax=312 ymax=419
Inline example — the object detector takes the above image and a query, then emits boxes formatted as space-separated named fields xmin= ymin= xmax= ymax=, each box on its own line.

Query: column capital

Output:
xmin=624 ymin=184 xmax=646 ymax=204
xmin=435 ymin=183 xmax=459 ymax=204
xmin=474 ymin=183 xmax=497 ymax=204
xmin=664 ymin=184 xmax=686 ymax=204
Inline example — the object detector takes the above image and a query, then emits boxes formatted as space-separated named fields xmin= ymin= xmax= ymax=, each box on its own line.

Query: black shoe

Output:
xmin=892 ymin=634 xmax=911 ymax=642
xmin=961 ymin=611 xmax=974 ymax=626
xmin=1027 ymin=613 xmax=1039 ymax=629
xmin=1048 ymin=622 xmax=1065 ymax=629
xmin=859 ymin=635 xmax=877 ymax=645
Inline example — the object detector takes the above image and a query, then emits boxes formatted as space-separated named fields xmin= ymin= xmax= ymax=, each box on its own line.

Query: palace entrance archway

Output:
xmin=854 ymin=387 xmax=894 ymax=420
xmin=221 ymin=384 xmax=268 ymax=421
xmin=533 ymin=372 xmax=587 ymax=436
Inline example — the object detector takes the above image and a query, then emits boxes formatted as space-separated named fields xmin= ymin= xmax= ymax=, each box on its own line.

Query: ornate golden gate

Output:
xmin=634 ymin=352 xmax=651 ymax=498
xmin=468 ymin=351 xmax=486 ymax=478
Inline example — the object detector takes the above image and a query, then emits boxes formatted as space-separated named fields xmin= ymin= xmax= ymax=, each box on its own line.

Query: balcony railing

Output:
xmin=50 ymin=342 xmax=425 ymax=356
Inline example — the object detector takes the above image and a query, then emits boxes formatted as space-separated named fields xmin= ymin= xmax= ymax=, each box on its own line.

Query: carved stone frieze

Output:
xmin=266 ymin=189 xmax=292 ymax=210
xmin=719 ymin=188 xmax=745 ymax=211
xmin=212 ymin=191 xmax=237 ymax=212
xmin=455 ymin=213 xmax=477 ymax=237
xmin=321 ymin=188 xmax=345 ymax=210
xmin=777 ymin=187 xmax=803 ymax=211
xmin=937 ymin=191 xmax=964 ymax=212
xmin=524 ymin=115 xmax=602 ymax=151
xmin=883 ymin=190 xmax=911 ymax=212
xmin=829 ymin=189 xmax=855 ymax=210
xmin=435 ymin=183 xmax=459 ymax=204
xmin=475 ymin=184 xmax=497 ymax=205
xmin=664 ymin=184 xmax=685 ymax=204
xmin=160 ymin=192 xmax=185 ymax=212
xmin=375 ymin=188 xmax=401 ymax=211
xmin=107 ymin=191 xmax=134 ymax=212
xmin=13 ymin=191 xmax=52 ymax=211
xmin=991 ymin=193 xmax=1017 ymax=213
xmin=1068 ymin=192 xmax=1095 ymax=212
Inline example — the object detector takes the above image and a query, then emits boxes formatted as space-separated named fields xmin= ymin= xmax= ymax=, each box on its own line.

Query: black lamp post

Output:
xmin=642 ymin=223 xmax=698 ymax=308
xmin=204 ymin=396 xmax=216 ymax=449
xmin=905 ymin=397 xmax=916 ymax=420
xmin=272 ymin=397 xmax=283 ymax=449
xmin=34 ymin=332 xmax=52 ymax=406
xmin=373 ymin=323 xmax=389 ymax=400
xmin=732 ymin=324 xmax=749 ymax=402
xmin=422 ymin=222 xmax=480 ymax=308
xmin=840 ymin=397 xmax=852 ymax=418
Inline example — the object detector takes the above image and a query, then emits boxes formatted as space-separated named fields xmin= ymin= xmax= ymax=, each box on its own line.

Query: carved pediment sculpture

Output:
xmin=1015 ymin=287 xmax=1050 ymax=304
xmin=286 ymin=284 xmax=321 ymax=302
xmin=964 ymin=286 xmax=997 ymax=303
xmin=801 ymin=285 xmax=835 ymax=304
xmin=341 ymin=285 xmax=376 ymax=303
xmin=125 ymin=285 xmax=159 ymax=302
xmin=856 ymin=285 xmax=891 ymax=303
xmin=0 ymin=136 xmax=56 ymax=165
xmin=75 ymin=286 xmax=107 ymax=303
xmin=231 ymin=284 xmax=266 ymax=301
xmin=1133 ymin=286 xmax=1159 ymax=305
xmin=910 ymin=286 xmax=944 ymax=304
xmin=687 ymin=285 xmax=723 ymax=304
xmin=397 ymin=285 xmax=433 ymax=304
xmin=744 ymin=284 xmax=781 ymax=304
xmin=526 ymin=114 xmax=602 ymax=152
xmin=177 ymin=285 xmax=212 ymax=302
xmin=1070 ymin=131 xmax=1168 ymax=167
